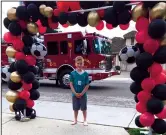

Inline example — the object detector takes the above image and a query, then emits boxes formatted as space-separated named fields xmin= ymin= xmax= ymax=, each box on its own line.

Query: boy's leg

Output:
xmin=72 ymin=96 xmax=80 ymax=125
xmin=80 ymin=96 xmax=88 ymax=126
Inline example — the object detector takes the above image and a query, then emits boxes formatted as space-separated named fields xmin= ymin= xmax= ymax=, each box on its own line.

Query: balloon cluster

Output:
xmin=2 ymin=1 xmax=51 ymax=121
xmin=129 ymin=2 xmax=166 ymax=134
xmin=3 ymin=1 xmax=135 ymax=32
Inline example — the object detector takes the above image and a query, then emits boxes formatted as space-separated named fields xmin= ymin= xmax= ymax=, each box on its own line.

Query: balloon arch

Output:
xmin=2 ymin=1 xmax=166 ymax=134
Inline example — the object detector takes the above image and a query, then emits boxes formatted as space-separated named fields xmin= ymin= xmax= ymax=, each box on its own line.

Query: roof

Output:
xmin=123 ymin=30 xmax=137 ymax=39
xmin=111 ymin=37 xmax=125 ymax=54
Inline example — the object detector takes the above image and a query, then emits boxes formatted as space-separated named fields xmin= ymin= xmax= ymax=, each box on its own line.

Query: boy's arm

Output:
xmin=70 ymin=82 xmax=77 ymax=95
xmin=81 ymin=73 xmax=90 ymax=96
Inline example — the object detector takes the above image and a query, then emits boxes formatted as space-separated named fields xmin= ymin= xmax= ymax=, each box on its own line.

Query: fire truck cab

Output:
xmin=42 ymin=31 xmax=121 ymax=88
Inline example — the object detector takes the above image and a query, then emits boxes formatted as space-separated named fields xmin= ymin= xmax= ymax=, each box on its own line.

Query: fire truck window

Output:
xmin=74 ymin=40 xmax=83 ymax=54
xmin=60 ymin=41 xmax=68 ymax=54
xmin=47 ymin=42 xmax=59 ymax=55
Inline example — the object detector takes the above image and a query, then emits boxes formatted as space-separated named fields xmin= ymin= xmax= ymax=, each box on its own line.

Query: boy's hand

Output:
xmin=75 ymin=93 xmax=82 ymax=98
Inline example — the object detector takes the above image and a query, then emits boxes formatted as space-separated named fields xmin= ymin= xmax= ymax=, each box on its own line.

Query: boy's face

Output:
xmin=75 ymin=60 xmax=84 ymax=70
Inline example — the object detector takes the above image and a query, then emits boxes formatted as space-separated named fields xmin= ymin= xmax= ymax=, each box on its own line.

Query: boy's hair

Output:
xmin=75 ymin=56 xmax=84 ymax=63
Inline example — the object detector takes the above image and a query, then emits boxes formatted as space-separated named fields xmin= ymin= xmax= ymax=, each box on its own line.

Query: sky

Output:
xmin=2 ymin=2 xmax=137 ymax=39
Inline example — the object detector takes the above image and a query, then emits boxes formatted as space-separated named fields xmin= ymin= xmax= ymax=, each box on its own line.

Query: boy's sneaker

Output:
xmin=83 ymin=121 xmax=88 ymax=126
xmin=71 ymin=121 xmax=77 ymax=125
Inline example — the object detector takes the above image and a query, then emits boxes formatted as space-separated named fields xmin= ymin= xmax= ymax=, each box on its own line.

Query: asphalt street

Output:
xmin=2 ymin=72 xmax=135 ymax=108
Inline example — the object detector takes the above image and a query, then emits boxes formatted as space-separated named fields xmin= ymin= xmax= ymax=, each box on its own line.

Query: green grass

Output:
xmin=126 ymin=128 xmax=148 ymax=135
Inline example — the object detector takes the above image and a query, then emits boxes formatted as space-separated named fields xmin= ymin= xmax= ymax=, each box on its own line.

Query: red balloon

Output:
xmin=27 ymin=99 xmax=35 ymax=108
xmin=140 ymin=112 xmax=155 ymax=127
xmin=119 ymin=23 xmax=129 ymax=30
xmin=48 ymin=18 xmax=59 ymax=29
xmin=135 ymin=31 xmax=148 ymax=44
xmin=22 ymin=81 xmax=32 ymax=91
xmin=106 ymin=23 xmax=113 ymax=30
xmin=69 ymin=2 xmax=81 ymax=11
xmin=12 ymin=38 xmax=24 ymax=51
xmin=136 ymin=102 xmax=147 ymax=113
xmin=141 ymin=78 xmax=155 ymax=92
xmin=155 ymin=107 xmax=166 ymax=119
xmin=25 ymin=55 xmax=36 ymax=66
xmin=137 ymin=91 xmax=151 ymax=103
xmin=38 ymin=26 xmax=47 ymax=34
xmin=19 ymin=20 xmax=27 ymax=30
xmin=3 ymin=32 xmax=17 ymax=43
xmin=149 ymin=63 xmax=162 ymax=78
xmin=62 ymin=24 xmax=69 ymax=28
xmin=97 ymin=9 xmax=105 ymax=18
xmin=53 ymin=9 xmax=60 ymax=16
xmin=36 ymin=20 xmax=42 ymax=27
xmin=136 ymin=17 xmax=149 ymax=32
xmin=56 ymin=1 xmax=69 ymax=12
xmin=143 ymin=39 xmax=159 ymax=54
xmin=15 ymin=52 xmax=26 ymax=60
xmin=19 ymin=90 xmax=30 ymax=100
xmin=96 ymin=21 xmax=104 ymax=31
xmin=154 ymin=73 xmax=166 ymax=85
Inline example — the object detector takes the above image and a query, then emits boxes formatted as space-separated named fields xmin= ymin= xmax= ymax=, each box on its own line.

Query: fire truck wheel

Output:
xmin=59 ymin=69 xmax=72 ymax=89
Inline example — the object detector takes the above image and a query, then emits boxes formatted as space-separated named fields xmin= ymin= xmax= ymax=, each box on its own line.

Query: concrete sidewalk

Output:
xmin=2 ymin=97 xmax=139 ymax=135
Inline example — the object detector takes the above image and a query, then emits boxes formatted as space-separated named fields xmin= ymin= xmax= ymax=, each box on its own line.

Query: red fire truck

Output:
xmin=2 ymin=32 xmax=121 ymax=88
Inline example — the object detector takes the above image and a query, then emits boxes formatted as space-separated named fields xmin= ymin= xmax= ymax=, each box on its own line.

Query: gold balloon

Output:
xmin=9 ymin=104 xmax=15 ymax=112
xmin=10 ymin=72 xmax=21 ymax=83
xmin=6 ymin=90 xmax=18 ymax=103
xmin=160 ymin=35 xmax=166 ymax=46
xmin=7 ymin=8 xmax=17 ymax=21
xmin=27 ymin=22 xmax=38 ymax=34
xmin=132 ymin=4 xmax=148 ymax=22
xmin=6 ymin=46 xmax=17 ymax=58
xmin=44 ymin=7 xmax=53 ymax=18
xmin=39 ymin=4 xmax=47 ymax=15
xmin=87 ymin=11 xmax=100 ymax=27
xmin=150 ymin=2 xmax=166 ymax=20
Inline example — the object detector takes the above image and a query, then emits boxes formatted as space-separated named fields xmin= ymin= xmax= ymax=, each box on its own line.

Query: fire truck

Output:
xmin=2 ymin=32 xmax=121 ymax=88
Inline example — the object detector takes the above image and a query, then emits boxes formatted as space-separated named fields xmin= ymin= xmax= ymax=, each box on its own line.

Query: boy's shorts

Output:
xmin=72 ymin=96 xmax=87 ymax=111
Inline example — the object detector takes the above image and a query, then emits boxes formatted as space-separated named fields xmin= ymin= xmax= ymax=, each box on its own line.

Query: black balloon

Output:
xmin=58 ymin=12 xmax=68 ymax=25
xmin=16 ymin=6 xmax=30 ymax=21
xmin=20 ymin=107 xmax=36 ymax=119
xmin=15 ymin=111 xmax=21 ymax=121
xmin=104 ymin=8 xmax=118 ymax=27
xmin=8 ymin=21 xmax=22 ymax=36
xmin=8 ymin=79 xmax=22 ymax=91
xmin=32 ymin=79 xmax=40 ymax=89
xmin=3 ymin=17 xmax=11 ymax=29
xmin=79 ymin=1 xmax=104 ymax=9
xmin=8 ymin=62 xmax=16 ymax=73
xmin=127 ymin=56 xmax=136 ymax=64
xmin=27 ymin=3 xmax=39 ymax=18
xmin=68 ymin=12 xmax=77 ymax=25
xmin=118 ymin=9 xmax=131 ymax=25
xmin=130 ymin=82 xmax=142 ymax=94
xmin=148 ymin=19 xmax=166 ymax=39
xmin=134 ymin=95 xmax=139 ymax=103
xmin=113 ymin=1 xmax=125 ymax=13
xmin=77 ymin=13 xmax=88 ymax=27
xmin=135 ymin=43 xmax=145 ymax=53
xmin=22 ymin=71 xmax=35 ymax=84
xmin=23 ymin=46 xmax=31 ymax=55
xmin=147 ymin=97 xmax=164 ymax=114
xmin=28 ymin=66 xmax=38 ymax=75
xmin=153 ymin=46 xmax=166 ymax=64
xmin=15 ymin=60 xmax=29 ymax=75
xmin=22 ymin=35 xmax=33 ymax=47
xmin=151 ymin=119 xmax=166 ymax=134
xmin=15 ymin=98 xmax=26 ymax=110
xmin=152 ymin=84 xmax=166 ymax=100
xmin=136 ymin=52 xmax=153 ymax=70
xmin=124 ymin=1 xmax=132 ymax=11
xmin=39 ymin=15 xmax=49 ymax=27
xmin=130 ymin=67 xmax=150 ymax=83
xmin=30 ymin=89 xmax=40 ymax=100
xmin=135 ymin=116 xmax=144 ymax=128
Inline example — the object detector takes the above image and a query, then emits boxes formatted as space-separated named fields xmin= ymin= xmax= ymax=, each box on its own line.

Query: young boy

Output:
xmin=69 ymin=56 xmax=90 ymax=126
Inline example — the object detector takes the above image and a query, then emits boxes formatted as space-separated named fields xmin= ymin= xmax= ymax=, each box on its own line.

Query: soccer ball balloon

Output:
xmin=31 ymin=42 xmax=47 ymax=59
xmin=119 ymin=46 xmax=140 ymax=64
xmin=1 ymin=66 xmax=11 ymax=82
